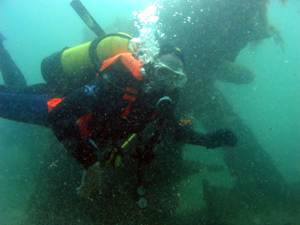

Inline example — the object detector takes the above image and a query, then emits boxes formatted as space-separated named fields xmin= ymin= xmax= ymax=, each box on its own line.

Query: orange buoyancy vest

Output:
xmin=98 ymin=52 xmax=144 ymax=81
xmin=98 ymin=52 xmax=144 ymax=120
xmin=47 ymin=52 xmax=145 ymax=138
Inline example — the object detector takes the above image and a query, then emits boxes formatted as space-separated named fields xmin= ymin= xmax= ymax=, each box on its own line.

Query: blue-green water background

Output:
xmin=0 ymin=0 xmax=299 ymax=224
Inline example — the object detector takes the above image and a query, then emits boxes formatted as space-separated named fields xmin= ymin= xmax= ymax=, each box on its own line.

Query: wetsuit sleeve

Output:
xmin=48 ymin=77 xmax=121 ymax=168
xmin=155 ymin=93 xmax=237 ymax=148
xmin=173 ymin=124 xmax=237 ymax=148
xmin=0 ymin=91 xmax=50 ymax=126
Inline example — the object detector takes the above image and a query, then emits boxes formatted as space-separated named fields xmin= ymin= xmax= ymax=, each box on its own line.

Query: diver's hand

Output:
xmin=77 ymin=162 xmax=103 ymax=199
xmin=206 ymin=129 xmax=237 ymax=148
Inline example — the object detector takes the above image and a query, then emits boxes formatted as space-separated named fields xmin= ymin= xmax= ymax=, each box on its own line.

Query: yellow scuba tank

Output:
xmin=41 ymin=33 xmax=132 ymax=93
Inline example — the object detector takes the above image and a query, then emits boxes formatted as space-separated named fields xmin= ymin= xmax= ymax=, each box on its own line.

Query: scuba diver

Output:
xmin=0 ymin=32 xmax=237 ymax=198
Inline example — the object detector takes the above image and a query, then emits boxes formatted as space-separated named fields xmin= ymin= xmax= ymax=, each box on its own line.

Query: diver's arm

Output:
xmin=174 ymin=124 xmax=237 ymax=148
xmin=155 ymin=96 xmax=237 ymax=148
xmin=48 ymin=79 xmax=105 ymax=138
xmin=48 ymin=77 xmax=118 ymax=168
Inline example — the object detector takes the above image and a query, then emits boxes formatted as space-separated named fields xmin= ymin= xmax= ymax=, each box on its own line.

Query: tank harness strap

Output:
xmin=89 ymin=36 xmax=103 ymax=69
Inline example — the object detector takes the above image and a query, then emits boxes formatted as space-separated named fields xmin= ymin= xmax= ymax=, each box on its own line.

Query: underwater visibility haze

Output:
xmin=0 ymin=0 xmax=299 ymax=224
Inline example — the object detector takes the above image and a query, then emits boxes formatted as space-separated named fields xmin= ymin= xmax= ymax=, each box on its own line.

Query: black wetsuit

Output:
xmin=47 ymin=67 xmax=221 ymax=168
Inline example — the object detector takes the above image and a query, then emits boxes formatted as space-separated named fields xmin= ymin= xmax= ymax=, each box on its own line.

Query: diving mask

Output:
xmin=151 ymin=54 xmax=187 ymax=89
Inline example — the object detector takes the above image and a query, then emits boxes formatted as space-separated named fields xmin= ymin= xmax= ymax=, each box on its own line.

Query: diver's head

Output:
xmin=143 ymin=44 xmax=187 ymax=92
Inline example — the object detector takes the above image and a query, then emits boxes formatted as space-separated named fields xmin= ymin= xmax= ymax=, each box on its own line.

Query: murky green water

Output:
xmin=0 ymin=0 xmax=299 ymax=224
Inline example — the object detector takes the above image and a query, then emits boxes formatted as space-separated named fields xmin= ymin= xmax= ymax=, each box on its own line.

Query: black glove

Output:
xmin=206 ymin=129 xmax=237 ymax=148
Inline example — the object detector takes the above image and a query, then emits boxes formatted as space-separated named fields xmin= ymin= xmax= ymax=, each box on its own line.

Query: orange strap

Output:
xmin=99 ymin=52 xmax=144 ymax=81
xmin=121 ymin=87 xmax=138 ymax=119
xmin=76 ymin=113 xmax=94 ymax=139
xmin=47 ymin=97 xmax=64 ymax=112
